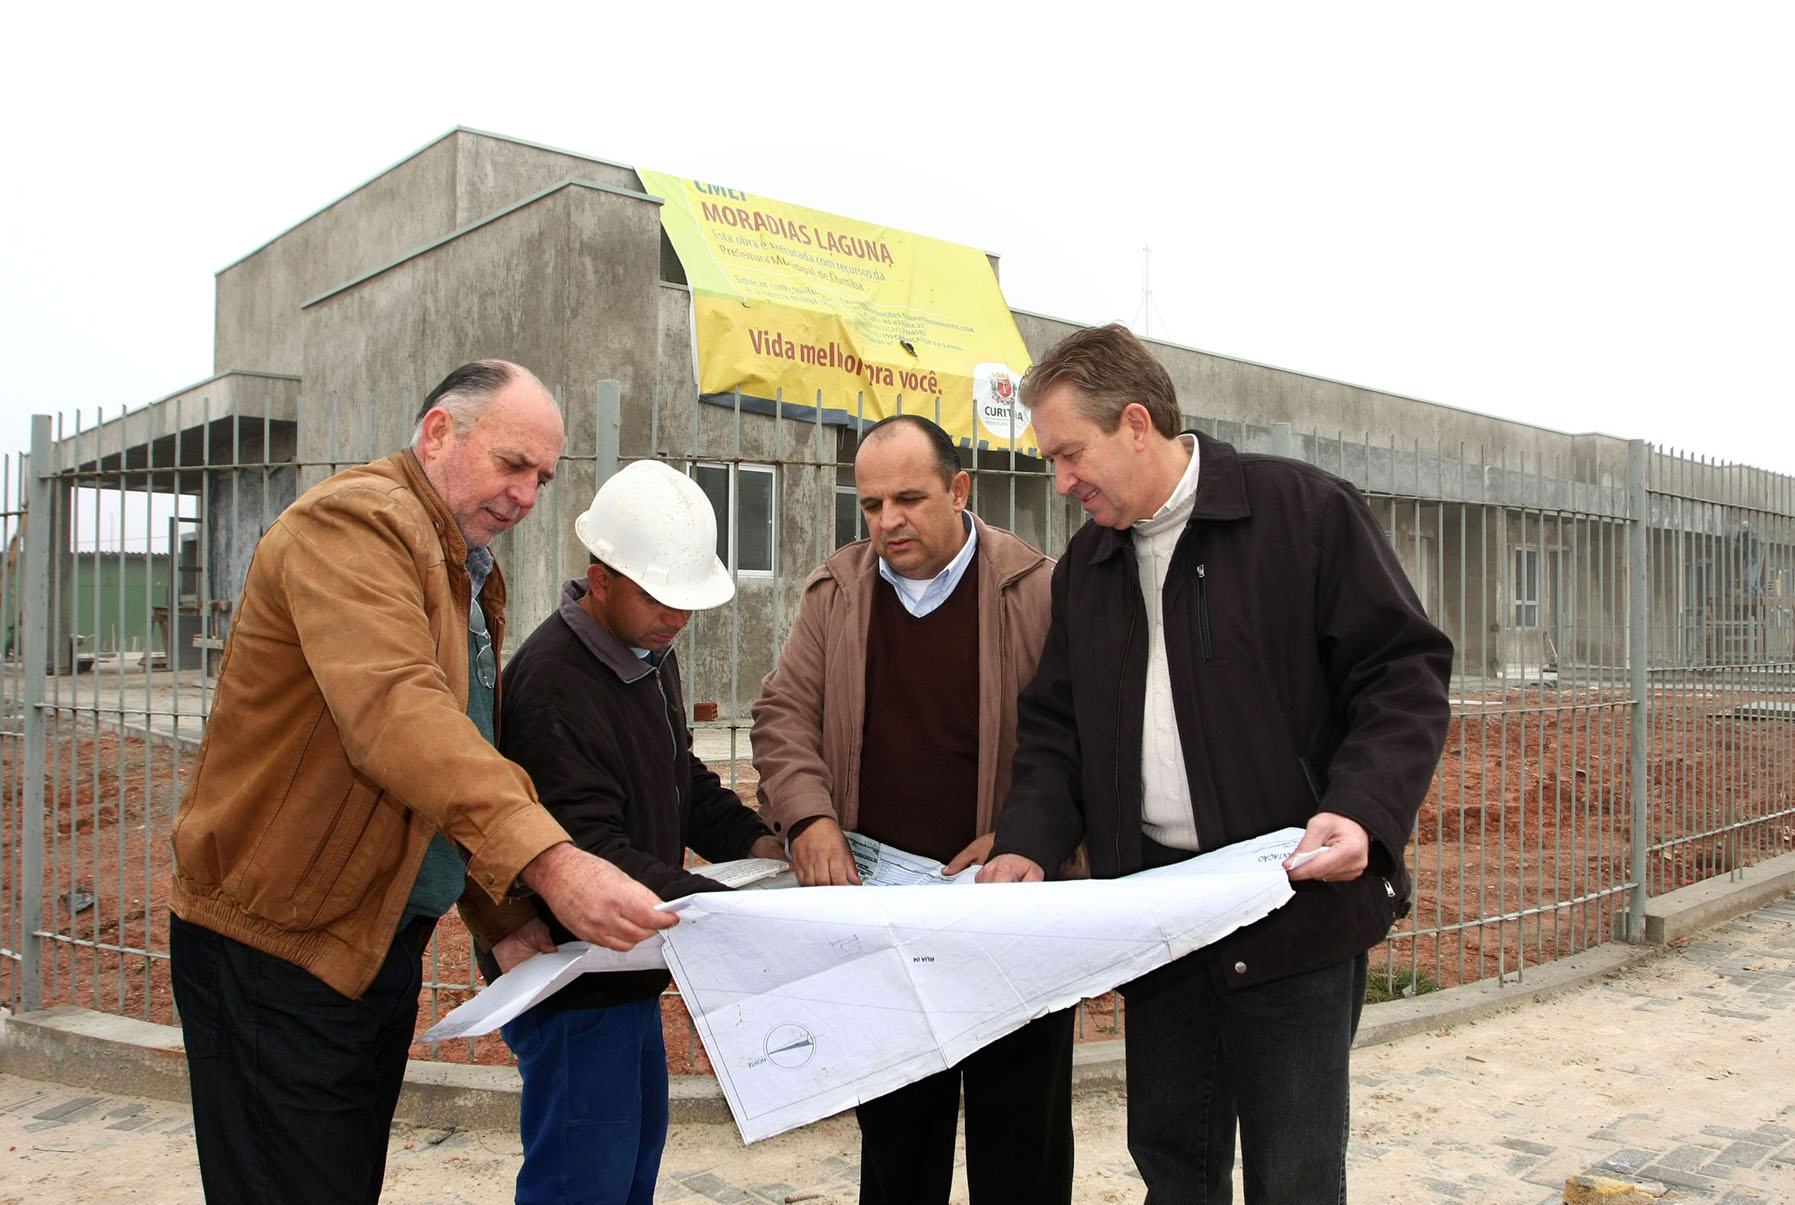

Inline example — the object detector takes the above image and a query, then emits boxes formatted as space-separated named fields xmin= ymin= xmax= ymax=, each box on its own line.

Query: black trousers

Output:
xmin=1123 ymin=952 xmax=1366 ymax=1204
xmin=169 ymin=912 xmax=431 ymax=1204
xmin=1125 ymin=836 xmax=1367 ymax=1203
xmin=855 ymin=1006 xmax=1076 ymax=1205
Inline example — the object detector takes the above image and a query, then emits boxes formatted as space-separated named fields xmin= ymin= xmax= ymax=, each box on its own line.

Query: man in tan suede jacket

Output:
xmin=168 ymin=361 xmax=674 ymax=1204
xmin=751 ymin=414 xmax=1074 ymax=1205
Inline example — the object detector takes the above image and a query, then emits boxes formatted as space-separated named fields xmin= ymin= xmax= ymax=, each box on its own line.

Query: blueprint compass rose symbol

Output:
xmin=763 ymin=1023 xmax=816 ymax=1069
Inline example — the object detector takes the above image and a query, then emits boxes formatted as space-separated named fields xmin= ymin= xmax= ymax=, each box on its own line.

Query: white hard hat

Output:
xmin=574 ymin=461 xmax=736 ymax=610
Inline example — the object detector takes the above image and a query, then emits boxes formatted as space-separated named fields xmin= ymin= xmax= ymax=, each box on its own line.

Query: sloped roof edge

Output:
xmin=215 ymin=127 xmax=636 ymax=276
xmin=300 ymin=176 xmax=659 ymax=309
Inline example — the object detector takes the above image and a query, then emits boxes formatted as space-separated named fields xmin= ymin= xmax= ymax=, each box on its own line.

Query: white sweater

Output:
xmin=1133 ymin=435 xmax=1201 ymax=850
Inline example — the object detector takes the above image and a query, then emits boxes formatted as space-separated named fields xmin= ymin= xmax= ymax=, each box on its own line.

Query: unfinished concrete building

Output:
xmin=39 ymin=128 xmax=1794 ymax=711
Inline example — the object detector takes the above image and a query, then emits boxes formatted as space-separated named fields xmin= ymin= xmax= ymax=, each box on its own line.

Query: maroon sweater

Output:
xmin=855 ymin=558 xmax=980 ymax=864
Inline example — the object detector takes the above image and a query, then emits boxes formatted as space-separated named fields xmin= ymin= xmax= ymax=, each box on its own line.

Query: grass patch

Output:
xmin=1364 ymin=966 xmax=1440 ymax=1005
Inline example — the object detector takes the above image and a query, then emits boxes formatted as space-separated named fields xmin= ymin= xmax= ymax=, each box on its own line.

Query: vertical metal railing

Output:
xmin=1627 ymin=440 xmax=1650 ymax=938
xmin=0 ymin=453 xmax=14 ymax=1010
xmin=5 ymin=389 xmax=1795 ymax=1053
xmin=19 ymin=417 xmax=53 ymax=1011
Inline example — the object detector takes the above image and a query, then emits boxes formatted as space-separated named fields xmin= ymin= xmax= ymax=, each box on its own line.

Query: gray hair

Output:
xmin=1020 ymin=324 xmax=1182 ymax=439
xmin=410 ymin=360 xmax=545 ymax=445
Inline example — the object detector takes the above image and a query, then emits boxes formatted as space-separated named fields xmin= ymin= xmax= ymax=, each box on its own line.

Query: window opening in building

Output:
xmin=1513 ymin=547 xmax=1541 ymax=628
xmin=834 ymin=485 xmax=865 ymax=549
xmin=691 ymin=462 xmax=775 ymax=577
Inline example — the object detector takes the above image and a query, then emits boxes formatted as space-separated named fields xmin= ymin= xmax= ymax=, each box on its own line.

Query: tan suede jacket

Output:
xmin=170 ymin=451 xmax=569 ymax=998
xmin=751 ymin=514 xmax=1061 ymax=851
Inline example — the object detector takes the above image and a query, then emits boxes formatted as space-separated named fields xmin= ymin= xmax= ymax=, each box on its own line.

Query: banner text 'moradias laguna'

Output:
xmin=697 ymin=198 xmax=896 ymax=265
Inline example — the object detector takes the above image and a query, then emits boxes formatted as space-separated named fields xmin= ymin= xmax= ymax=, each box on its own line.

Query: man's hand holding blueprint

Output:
xmin=423 ymin=828 xmax=1307 ymax=1142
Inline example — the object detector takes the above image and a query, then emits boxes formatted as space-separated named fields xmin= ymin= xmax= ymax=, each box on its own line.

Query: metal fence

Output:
xmin=3 ymin=384 xmax=1792 ymax=1063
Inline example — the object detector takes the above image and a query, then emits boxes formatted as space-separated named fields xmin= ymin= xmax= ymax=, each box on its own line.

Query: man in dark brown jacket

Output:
xmin=982 ymin=325 xmax=1453 ymax=1203
xmin=753 ymin=415 xmax=1073 ymax=1205
xmin=168 ymin=361 xmax=674 ymax=1204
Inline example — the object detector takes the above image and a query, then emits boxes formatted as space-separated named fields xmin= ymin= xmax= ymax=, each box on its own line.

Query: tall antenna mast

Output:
xmin=1131 ymin=244 xmax=1173 ymax=342
xmin=1138 ymin=245 xmax=1152 ymax=338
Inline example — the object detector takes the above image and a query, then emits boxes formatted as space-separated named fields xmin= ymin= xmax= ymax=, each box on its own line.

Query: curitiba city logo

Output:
xmin=973 ymin=363 xmax=1031 ymax=445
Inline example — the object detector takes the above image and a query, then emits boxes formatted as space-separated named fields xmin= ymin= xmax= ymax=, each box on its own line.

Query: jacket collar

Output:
xmin=821 ymin=511 xmax=1047 ymax=598
xmin=556 ymin=578 xmax=657 ymax=683
xmin=1085 ymin=430 xmax=1251 ymax=566
xmin=394 ymin=449 xmax=472 ymax=568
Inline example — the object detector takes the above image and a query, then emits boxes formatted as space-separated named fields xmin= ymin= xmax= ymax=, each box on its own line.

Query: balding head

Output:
xmin=413 ymin=361 xmax=564 ymax=548
xmin=853 ymin=415 xmax=971 ymax=580
xmin=411 ymin=360 xmax=551 ymax=446
xmin=858 ymin=414 xmax=962 ymax=489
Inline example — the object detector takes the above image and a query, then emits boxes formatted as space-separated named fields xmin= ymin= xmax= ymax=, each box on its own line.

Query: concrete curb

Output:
xmin=1353 ymin=853 xmax=1795 ymax=1048
xmin=0 ymin=1007 xmax=189 ymax=1103
xmin=4 ymin=872 xmax=1789 ymax=1131
xmin=1640 ymin=849 xmax=1795 ymax=944
xmin=1351 ymin=940 xmax=1659 ymax=1050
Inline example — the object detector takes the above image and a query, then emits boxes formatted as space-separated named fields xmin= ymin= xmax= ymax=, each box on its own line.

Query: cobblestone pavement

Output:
xmin=4 ymin=897 xmax=1792 ymax=1203
xmin=1342 ymin=895 xmax=1795 ymax=1203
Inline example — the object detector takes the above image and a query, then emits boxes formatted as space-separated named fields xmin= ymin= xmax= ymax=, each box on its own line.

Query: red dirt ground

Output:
xmin=5 ymin=685 xmax=1790 ymax=1066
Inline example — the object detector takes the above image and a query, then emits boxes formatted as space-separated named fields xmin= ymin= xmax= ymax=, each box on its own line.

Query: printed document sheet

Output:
xmin=422 ymin=828 xmax=1304 ymax=1142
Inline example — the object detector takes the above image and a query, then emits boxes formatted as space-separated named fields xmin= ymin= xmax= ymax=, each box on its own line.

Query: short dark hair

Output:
xmin=858 ymin=414 xmax=962 ymax=488
xmin=412 ymin=360 xmax=529 ymax=442
xmin=1019 ymin=323 xmax=1182 ymax=438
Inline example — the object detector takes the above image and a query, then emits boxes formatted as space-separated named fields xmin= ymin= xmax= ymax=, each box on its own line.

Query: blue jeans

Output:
xmin=169 ymin=911 xmax=429 ymax=1204
xmin=1122 ymin=952 xmax=1368 ymax=1204
xmin=502 ymin=997 xmax=668 ymax=1205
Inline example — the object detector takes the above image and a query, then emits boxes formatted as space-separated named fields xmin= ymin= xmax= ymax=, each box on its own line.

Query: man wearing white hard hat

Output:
xmin=487 ymin=459 xmax=786 ymax=1205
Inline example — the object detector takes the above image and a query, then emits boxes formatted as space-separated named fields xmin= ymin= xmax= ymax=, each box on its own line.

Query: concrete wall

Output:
xmin=454 ymin=132 xmax=637 ymax=229
xmin=1012 ymin=310 xmax=1638 ymax=501
xmin=216 ymin=135 xmax=460 ymax=377
xmin=298 ymin=177 xmax=666 ymax=645
xmin=1649 ymin=445 xmax=1795 ymax=515
xmin=154 ymin=127 xmax=1795 ymax=700
xmin=53 ymin=372 xmax=300 ymax=481
xmin=207 ymin=463 xmax=297 ymax=645
xmin=45 ymin=126 xmax=1795 ymax=713
xmin=671 ymin=393 xmax=837 ymax=722
xmin=215 ymin=129 xmax=637 ymax=379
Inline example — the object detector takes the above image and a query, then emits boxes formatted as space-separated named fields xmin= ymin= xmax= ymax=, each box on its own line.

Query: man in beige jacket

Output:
xmin=169 ymin=361 xmax=673 ymax=1204
xmin=752 ymin=414 xmax=1072 ymax=1204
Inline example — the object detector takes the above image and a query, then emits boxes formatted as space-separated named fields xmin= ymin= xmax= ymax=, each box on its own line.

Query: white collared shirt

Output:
xmin=877 ymin=513 xmax=979 ymax=618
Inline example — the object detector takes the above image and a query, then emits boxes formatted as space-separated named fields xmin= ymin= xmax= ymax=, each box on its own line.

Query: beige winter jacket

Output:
xmin=751 ymin=514 xmax=1063 ymax=853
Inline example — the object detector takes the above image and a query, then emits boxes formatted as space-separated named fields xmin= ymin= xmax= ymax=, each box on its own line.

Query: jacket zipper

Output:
xmin=648 ymin=662 xmax=686 ymax=835
xmin=1194 ymin=563 xmax=1213 ymax=662
xmin=1299 ymin=756 xmax=1324 ymax=807
xmin=649 ymin=663 xmax=679 ymax=758
xmin=1114 ymin=602 xmax=1138 ymax=872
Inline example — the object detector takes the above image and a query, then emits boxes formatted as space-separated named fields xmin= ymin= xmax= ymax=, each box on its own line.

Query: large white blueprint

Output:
xmin=417 ymin=936 xmax=672 ymax=1042
xmin=421 ymin=827 xmax=1304 ymax=1142
xmin=418 ymin=837 xmax=989 ymax=1041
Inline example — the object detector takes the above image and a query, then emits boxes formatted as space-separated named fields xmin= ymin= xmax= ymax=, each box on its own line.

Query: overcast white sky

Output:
xmin=3 ymin=2 xmax=1790 ymax=476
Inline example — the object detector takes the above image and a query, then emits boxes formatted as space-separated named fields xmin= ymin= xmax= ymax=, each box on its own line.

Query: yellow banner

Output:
xmin=641 ymin=171 xmax=1037 ymax=454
